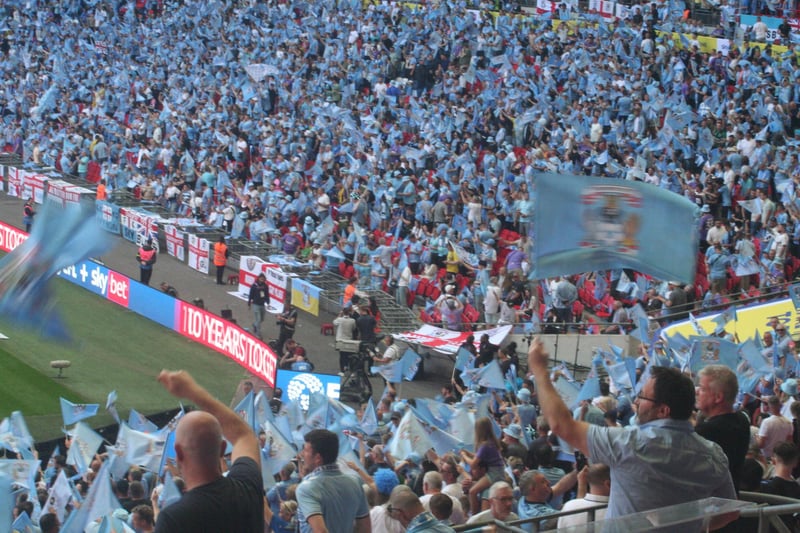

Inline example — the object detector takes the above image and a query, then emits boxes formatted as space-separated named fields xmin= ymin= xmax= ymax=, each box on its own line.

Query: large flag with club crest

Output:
xmin=533 ymin=173 xmax=698 ymax=283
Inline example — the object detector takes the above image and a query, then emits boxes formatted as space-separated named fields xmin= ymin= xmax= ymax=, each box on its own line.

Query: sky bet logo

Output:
xmin=59 ymin=260 xmax=130 ymax=307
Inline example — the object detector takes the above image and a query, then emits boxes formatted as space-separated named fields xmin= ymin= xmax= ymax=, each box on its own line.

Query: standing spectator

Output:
xmin=757 ymin=395 xmax=793 ymax=460
xmin=132 ymin=505 xmax=155 ymax=533
xmin=247 ymin=273 xmax=269 ymax=340
xmin=334 ymin=306 xmax=358 ymax=375
xmin=762 ymin=442 xmax=800 ymax=499
xmin=556 ymin=465 xmax=610 ymax=529
xmin=296 ymin=429 xmax=371 ymax=533
xmin=212 ymin=235 xmax=229 ymax=285
xmin=137 ymin=239 xmax=157 ymax=286
xmin=154 ymin=370 xmax=263 ymax=532
xmin=96 ymin=179 xmax=108 ymax=201
xmin=22 ymin=198 xmax=35 ymax=233
xmin=276 ymin=305 xmax=298 ymax=353
xmin=695 ymin=365 xmax=751 ymax=493
xmin=527 ymin=339 xmax=737 ymax=526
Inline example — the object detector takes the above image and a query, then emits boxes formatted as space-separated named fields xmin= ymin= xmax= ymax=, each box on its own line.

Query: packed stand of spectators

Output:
xmin=3 ymin=0 xmax=800 ymax=335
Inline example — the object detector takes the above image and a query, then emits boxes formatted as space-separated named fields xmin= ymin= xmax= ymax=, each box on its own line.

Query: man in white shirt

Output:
xmin=557 ymin=465 xmax=610 ymax=529
xmin=758 ymin=395 xmax=793 ymax=460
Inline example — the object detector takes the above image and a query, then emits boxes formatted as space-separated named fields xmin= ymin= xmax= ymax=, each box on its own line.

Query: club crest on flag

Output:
xmin=580 ymin=186 xmax=642 ymax=254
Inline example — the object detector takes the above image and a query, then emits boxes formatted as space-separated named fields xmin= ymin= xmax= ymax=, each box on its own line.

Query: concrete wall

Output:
xmin=411 ymin=333 xmax=639 ymax=381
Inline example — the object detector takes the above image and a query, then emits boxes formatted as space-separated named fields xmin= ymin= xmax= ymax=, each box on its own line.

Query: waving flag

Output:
xmin=387 ymin=410 xmax=433 ymax=460
xmin=371 ymin=349 xmax=421 ymax=384
xmin=688 ymin=336 xmax=739 ymax=373
xmin=576 ymin=377 xmax=602 ymax=403
xmin=262 ymin=419 xmax=297 ymax=477
xmin=462 ymin=360 xmax=506 ymax=390
xmin=553 ymin=378 xmax=581 ymax=409
xmin=116 ymin=423 xmax=164 ymax=472
xmin=0 ymin=459 xmax=38 ymax=491
xmin=0 ymin=202 xmax=112 ymax=339
xmin=533 ymin=173 xmax=697 ymax=283
xmin=128 ymin=409 xmax=158 ymax=434
xmin=159 ymin=471 xmax=183 ymax=510
xmin=454 ymin=347 xmax=474 ymax=372
xmin=45 ymin=470 xmax=72 ymax=522
xmin=11 ymin=510 xmax=35 ymax=533
xmin=360 ymin=398 xmax=378 ymax=436
xmin=60 ymin=398 xmax=99 ymax=426
xmin=106 ymin=391 xmax=120 ymax=424
xmin=234 ymin=391 xmax=257 ymax=433
xmin=67 ymin=422 xmax=104 ymax=474
xmin=448 ymin=408 xmax=475 ymax=449
xmin=60 ymin=460 xmax=120 ymax=533
xmin=711 ymin=306 xmax=738 ymax=331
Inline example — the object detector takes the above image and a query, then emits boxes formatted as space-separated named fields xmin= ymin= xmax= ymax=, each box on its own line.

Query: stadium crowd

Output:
xmin=3 ymin=0 xmax=800 ymax=335
xmin=5 ymin=0 xmax=800 ymax=530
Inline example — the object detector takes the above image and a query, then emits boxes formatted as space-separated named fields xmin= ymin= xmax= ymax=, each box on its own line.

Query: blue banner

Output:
xmin=533 ymin=174 xmax=698 ymax=283
xmin=128 ymin=282 xmax=177 ymax=329
xmin=57 ymin=259 xmax=110 ymax=298
xmin=95 ymin=201 xmax=121 ymax=235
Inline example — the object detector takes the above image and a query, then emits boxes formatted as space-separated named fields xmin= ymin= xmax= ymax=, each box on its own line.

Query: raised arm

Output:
xmin=157 ymin=370 xmax=260 ymax=466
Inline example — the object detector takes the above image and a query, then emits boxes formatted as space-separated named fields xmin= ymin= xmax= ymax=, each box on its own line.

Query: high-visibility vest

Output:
xmin=213 ymin=242 xmax=228 ymax=267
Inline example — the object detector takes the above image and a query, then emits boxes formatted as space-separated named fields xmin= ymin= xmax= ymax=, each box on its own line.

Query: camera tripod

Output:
xmin=339 ymin=343 xmax=374 ymax=404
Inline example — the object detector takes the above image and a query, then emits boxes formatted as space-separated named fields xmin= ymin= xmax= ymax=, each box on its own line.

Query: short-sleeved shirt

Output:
xmin=296 ymin=464 xmax=369 ymax=533
xmin=587 ymin=419 xmax=735 ymax=519
xmin=155 ymin=457 xmax=263 ymax=533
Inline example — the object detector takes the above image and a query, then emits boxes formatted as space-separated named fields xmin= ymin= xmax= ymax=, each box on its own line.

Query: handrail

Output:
xmin=451 ymin=493 xmax=800 ymax=533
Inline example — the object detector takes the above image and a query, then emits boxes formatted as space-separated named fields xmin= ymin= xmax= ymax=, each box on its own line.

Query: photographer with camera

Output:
xmin=334 ymin=305 xmax=358 ymax=376
xmin=275 ymin=305 xmax=298 ymax=353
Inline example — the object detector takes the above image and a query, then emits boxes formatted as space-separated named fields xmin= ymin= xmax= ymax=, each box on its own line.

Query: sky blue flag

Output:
xmin=371 ymin=349 xmax=421 ymax=384
xmin=594 ymin=274 xmax=608 ymax=301
xmin=603 ymin=359 xmax=635 ymax=391
xmin=739 ymin=339 xmax=772 ymax=375
xmin=360 ymin=398 xmax=378 ymax=436
xmin=462 ymin=360 xmax=507 ymax=390
xmin=0 ymin=202 xmax=112 ymax=339
xmin=689 ymin=313 xmax=706 ymax=335
xmin=607 ymin=342 xmax=625 ymax=362
xmin=261 ymin=419 xmax=297 ymax=478
xmin=0 ymin=474 xmax=13 ymax=533
xmin=553 ymin=378 xmax=581 ymax=409
xmin=577 ymin=377 xmax=602 ymax=403
xmin=60 ymin=461 xmax=120 ymax=533
xmin=533 ymin=173 xmax=697 ymax=283
xmin=128 ymin=409 xmax=158 ymax=434
xmin=60 ymin=398 xmax=99 ymax=426
xmin=234 ymin=391 xmax=258 ymax=433
xmin=454 ymin=347 xmax=473 ymax=372
xmin=116 ymin=423 xmax=164 ymax=472
xmin=688 ymin=336 xmax=739 ymax=373
xmin=789 ymin=283 xmax=800 ymax=310
xmin=11 ymin=510 xmax=35 ymax=533
xmin=711 ymin=306 xmax=738 ymax=332
xmin=159 ymin=471 xmax=183 ymax=511
xmin=423 ymin=422 xmax=465 ymax=455
xmin=158 ymin=430 xmax=177 ymax=478
xmin=387 ymin=410 xmax=434 ymax=461
xmin=106 ymin=391 xmax=120 ymax=424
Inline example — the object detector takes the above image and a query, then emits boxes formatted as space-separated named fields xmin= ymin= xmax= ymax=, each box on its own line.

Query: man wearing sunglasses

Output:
xmin=527 ymin=338 xmax=737 ymax=529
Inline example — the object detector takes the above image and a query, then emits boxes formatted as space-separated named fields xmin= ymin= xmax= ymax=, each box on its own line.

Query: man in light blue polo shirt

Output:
xmin=296 ymin=429 xmax=371 ymax=533
xmin=527 ymin=338 xmax=737 ymax=530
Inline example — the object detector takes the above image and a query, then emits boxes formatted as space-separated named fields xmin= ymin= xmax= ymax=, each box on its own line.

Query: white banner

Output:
xmin=266 ymin=267 xmax=288 ymax=314
xmin=187 ymin=233 xmax=210 ymax=274
xmin=236 ymin=255 xmax=280 ymax=298
xmin=22 ymin=171 xmax=49 ymax=203
xmin=393 ymin=324 xmax=513 ymax=354
xmin=6 ymin=168 xmax=21 ymax=198
xmin=46 ymin=179 xmax=93 ymax=207
xmin=164 ymin=225 xmax=186 ymax=262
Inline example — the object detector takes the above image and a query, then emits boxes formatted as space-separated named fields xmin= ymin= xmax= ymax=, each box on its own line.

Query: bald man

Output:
xmin=154 ymin=370 xmax=263 ymax=532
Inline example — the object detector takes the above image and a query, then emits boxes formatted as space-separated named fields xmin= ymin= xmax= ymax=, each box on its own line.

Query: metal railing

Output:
xmin=452 ymin=493 xmax=800 ymax=532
